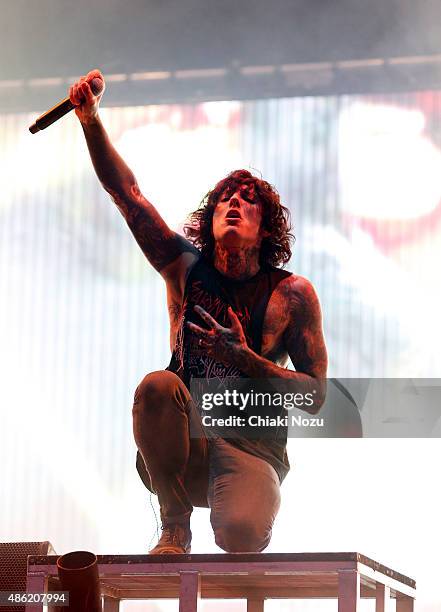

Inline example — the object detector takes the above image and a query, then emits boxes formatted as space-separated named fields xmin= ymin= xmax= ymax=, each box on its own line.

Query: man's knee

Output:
xmin=132 ymin=370 xmax=180 ymax=415
xmin=213 ymin=515 xmax=271 ymax=553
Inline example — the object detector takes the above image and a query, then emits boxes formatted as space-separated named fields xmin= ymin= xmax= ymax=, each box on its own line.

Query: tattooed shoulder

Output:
xmin=281 ymin=275 xmax=321 ymax=324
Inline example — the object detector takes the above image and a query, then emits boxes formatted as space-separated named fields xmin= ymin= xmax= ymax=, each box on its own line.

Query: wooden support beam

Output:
xmin=247 ymin=599 xmax=265 ymax=612
xmin=338 ymin=569 xmax=360 ymax=612
xmin=25 ymin=573 xmax=46 ymax=612
xmin=179 ymin=571 xmax=201 ymax=612
xmin=102 ymin=596 xmax=120 ymax=611
xmin=396 ymin=594 xmax=414 ymax=612
xmin=375 ymin=582 xmax=391 ymax=612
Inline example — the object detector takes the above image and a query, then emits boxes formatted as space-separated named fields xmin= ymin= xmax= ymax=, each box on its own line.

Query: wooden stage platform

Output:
xmin=26 ymin=551 xmax=416 ymax=611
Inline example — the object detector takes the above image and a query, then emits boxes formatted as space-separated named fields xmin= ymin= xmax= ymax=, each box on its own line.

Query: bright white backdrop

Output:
xmin=1 ymin=94 xmax=440 ymax=610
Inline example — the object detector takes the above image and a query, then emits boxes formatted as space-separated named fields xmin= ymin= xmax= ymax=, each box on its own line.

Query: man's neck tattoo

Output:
xmin=214 ymin=244 xmax=260 ymax=280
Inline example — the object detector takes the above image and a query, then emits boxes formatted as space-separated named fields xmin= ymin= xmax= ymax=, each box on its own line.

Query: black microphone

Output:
xmin=29 ymin=77 xmax=104 ymax=134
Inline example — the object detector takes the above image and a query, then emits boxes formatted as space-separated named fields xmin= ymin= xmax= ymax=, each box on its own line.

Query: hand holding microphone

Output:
xmin=29 ymin=69 xmax=105 ymax=133
xmin=69 ymin=69 xmax=105 ymax=125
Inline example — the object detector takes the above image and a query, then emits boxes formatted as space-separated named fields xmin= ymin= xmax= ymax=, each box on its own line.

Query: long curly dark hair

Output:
xmin=184 ymin=169 xmax=294 ymax=267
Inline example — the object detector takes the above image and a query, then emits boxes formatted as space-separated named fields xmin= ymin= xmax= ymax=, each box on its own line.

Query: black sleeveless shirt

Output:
xmin=168 ymin=257 xmax=292 ymax=483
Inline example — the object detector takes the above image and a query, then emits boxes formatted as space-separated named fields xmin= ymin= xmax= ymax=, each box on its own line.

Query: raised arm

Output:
xmin=69 ymin=69 xmax=199 ymax=276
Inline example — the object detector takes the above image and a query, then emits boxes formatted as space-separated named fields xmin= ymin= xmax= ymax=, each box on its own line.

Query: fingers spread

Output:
xmin=194 ymin=305 xmax=219 ymax=329
xmin=187 ymin=322 xmax=216 ymax=348
xmin=187 ymin=321 xmax=210 ymax=336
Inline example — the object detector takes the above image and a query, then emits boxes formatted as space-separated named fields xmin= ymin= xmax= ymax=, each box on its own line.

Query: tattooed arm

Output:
xmin=236 ymin=277 xmax=327 ymax=412
xmin=85 ymin=118 xmax=198 ymax=274
xmin=69 ymin=69 xmax=199 ymax=276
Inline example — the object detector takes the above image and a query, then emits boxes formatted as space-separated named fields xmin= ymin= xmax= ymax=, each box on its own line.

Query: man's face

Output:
xmin=212 ymin=182 xmax=265 ymax=249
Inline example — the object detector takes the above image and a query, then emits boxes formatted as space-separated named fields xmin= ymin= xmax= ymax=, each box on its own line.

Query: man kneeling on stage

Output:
xmin=69 ymin=69 xmax=328 ymax=554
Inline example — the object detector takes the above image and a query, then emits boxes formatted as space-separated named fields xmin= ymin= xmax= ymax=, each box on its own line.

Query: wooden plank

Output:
xmin=98 ymin=573 xmax=376 ymax=600
xmin=179 ymin=571 xmax=200 ymax=612
xmin=99 ymin=587 xmax=377 ymax=600
xmin=338 ymin=569 xmax=360 ymax=612
xmin=101 ymin=572 xmax=339 ymax=590
xmin=357 ymin=554 xmax=415 ymax=587
xmin=28 ymin=559 xmax=358 ymax=579
xmin=358 ymin=563 xmax=416 ymax=599
xmin=29 ymin=552 xmax=363 ymax=565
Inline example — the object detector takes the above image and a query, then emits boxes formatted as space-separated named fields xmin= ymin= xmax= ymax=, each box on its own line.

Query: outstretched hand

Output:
xmin=187 ymin=305 xmax=248 ymax=366
xmin=69 ymin=69 xmax=105 ymax=124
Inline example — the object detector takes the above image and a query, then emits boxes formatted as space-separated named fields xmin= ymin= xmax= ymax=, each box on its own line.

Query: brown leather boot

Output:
xmin=149 ymin=523 xmax=192 ymax=554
